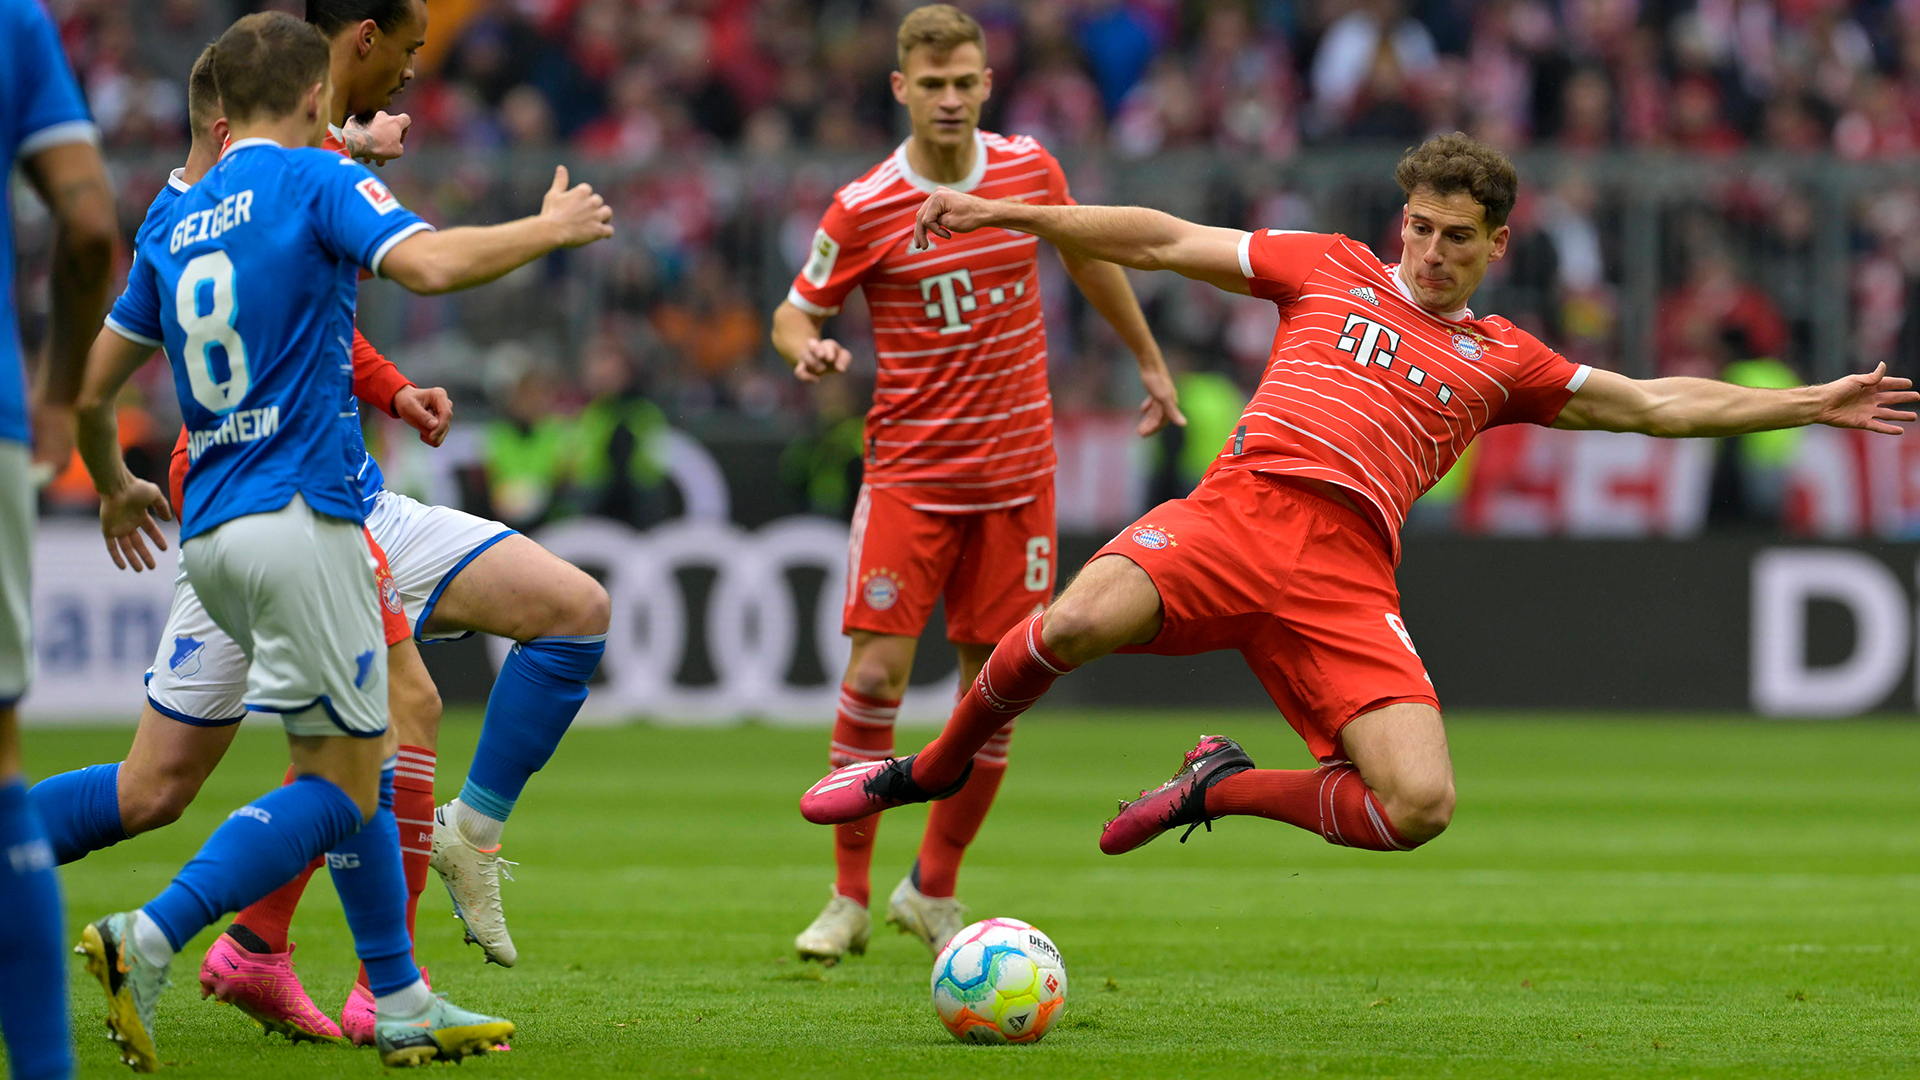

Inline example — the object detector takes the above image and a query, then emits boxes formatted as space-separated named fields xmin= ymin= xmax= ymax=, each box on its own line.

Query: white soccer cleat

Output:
xmin=794 ymin=889 xmax=870 ymax=965
xmin=886 ymin=875 xmax=968 ymax=955
xmin=429 ymin=810 xmax=518 ymax=967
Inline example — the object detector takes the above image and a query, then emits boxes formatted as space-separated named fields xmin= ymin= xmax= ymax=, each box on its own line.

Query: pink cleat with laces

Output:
xmin=198 ymin=934 xmax=343 ymax=1043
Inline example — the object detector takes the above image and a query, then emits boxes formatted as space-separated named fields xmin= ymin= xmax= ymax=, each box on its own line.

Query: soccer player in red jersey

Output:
xmin=772 ymin=5 xmax=1183 ymax=962
xmin=802 ymin=132 xmax=1918 ymax=861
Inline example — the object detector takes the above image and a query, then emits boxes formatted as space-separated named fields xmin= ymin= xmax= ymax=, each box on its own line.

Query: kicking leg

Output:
xmin=795 ymin=633 xmax=912 ymax=964
xmin=424 ymin=533 xmax=608 ymax=967
xmin=0 ymin=705 xmax=73 ymax=1080
xmin=889 ymin=641 xmax=997 ymax=954
xmin=801 ymin=555 xmax=1163 ymax=825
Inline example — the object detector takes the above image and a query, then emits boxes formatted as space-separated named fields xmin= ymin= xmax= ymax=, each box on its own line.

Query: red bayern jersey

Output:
xmin=787 ymin=129 xmax=1074 ymax=512
xmin=1217 ymin=230 xmax=1591 ymax=562
xmin=167 ymin=130 xmax=415 ymax=510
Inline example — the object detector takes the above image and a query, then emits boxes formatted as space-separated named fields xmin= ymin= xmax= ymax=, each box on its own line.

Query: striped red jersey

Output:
xmin=1217 ymin=230 xmax=1591 ymax=562
xmin=786 ymin=130 xmax=1074 ymax=512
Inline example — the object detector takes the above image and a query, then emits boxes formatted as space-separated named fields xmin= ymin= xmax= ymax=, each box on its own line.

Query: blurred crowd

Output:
xmin=18 ymin=0 xmax=1920 ymax=534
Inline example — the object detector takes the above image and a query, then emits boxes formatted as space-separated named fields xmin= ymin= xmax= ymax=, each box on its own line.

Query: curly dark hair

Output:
xmin=1394 ymin=132 xmax=1519 ymax=230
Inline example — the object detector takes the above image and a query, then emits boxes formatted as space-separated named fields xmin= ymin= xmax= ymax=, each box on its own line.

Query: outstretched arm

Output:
xmin=915 ymin=189 xmax=1250 ymax=295
xmin=1554 ymin=365 xmax=1919 ymax=438
xmin=1056 ymin=251 xmax=1185 ymax=435
xmin=381 ymin=165 xmax=612 ymax=294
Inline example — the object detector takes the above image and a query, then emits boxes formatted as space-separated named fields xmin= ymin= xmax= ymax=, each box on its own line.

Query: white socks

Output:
xmin=375 ymin=977 xmax=433 ymax=1019
xmin=130 ymin=909 xmax=175 ymax=969
xmin=448 ymin=798 xmax=504 ymax=851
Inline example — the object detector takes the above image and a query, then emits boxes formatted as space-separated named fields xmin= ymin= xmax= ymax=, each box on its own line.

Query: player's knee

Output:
xmin=392 ymin=674 xmax=442 ymax=739
xmin=1388 ymin=779 xmax=1455 ymax=846
xmin=1038 ymin=598 xmax=1115 ymax=666
xmin=843 ymin=655 xmax=909 ymax=702
xmin=538 ymin=571 xmax=610 ymax=640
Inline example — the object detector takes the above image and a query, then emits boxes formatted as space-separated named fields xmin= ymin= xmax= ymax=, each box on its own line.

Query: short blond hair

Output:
xmin=896 ymin=4 xmax=985 ymax=71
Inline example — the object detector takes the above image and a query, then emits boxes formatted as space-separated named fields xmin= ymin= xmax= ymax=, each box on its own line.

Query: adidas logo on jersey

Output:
xmin=1349 ymin=286 xmax=1379 ymax=306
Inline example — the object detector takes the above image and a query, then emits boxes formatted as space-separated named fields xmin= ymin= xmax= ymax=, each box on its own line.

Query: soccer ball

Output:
xmin=929 ymin=918 xmax=1067 ymax=1044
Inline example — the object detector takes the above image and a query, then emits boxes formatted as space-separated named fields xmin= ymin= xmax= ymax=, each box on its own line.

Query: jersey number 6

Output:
xmin=175 ymin=250 xmax=251 ymax=416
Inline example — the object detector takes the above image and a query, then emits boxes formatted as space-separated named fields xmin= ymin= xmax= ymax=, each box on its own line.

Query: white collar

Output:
xmin=893 ymin=129 xmax=987 ymax=194
xmin=166 ymin=167 xmax=189 ymax=193
xmin=328 ymin=123 xmax=346 ymax=141
xmin=1392 ymin=262 xmax=1472 ymax=323
xmin=225 ymin=136 xmax=283 ymax=153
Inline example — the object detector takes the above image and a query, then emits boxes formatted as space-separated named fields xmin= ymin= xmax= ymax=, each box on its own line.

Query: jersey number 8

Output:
xmin=175 ymin=250 xmax=251 ymax=415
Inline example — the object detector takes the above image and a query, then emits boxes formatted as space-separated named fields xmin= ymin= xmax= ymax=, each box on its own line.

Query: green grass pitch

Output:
xmin=14 ymin=712 xmax=1920 ymax=1078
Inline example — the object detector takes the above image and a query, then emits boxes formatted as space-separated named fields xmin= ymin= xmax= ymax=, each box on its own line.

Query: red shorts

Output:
xmin=843 ymin=484 xmax=1057 ymax=645
xmin=1096 ymin=468 xmax=1436 ymax=763
xmin=366 ymin=529 xmax=409 ymax=648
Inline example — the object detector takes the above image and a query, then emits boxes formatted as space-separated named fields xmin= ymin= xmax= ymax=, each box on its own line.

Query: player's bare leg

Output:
xmin=30 ymin=703 xmax=239 ymax=865
xmin=802 ymin=555 xmax=1160 ymax=824
xmin=423 ymin=534 xmax=610 ymax=967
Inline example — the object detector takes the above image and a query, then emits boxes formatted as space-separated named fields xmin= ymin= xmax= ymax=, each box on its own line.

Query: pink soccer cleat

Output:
xmin=800 ymin=754 xmax=972 ymax=825
xmin=198 ymin=934 xmax=343 ymax=1043
xmin=339 ymin=980 xmax=377 ymax=1047
xmin=1099 ymin=735 xmax=1255 ymax=855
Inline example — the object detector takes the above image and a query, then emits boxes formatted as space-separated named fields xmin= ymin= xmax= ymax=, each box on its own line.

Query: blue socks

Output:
xmin=325 ymin=761 xmax=418 ymax=996
xmin=460 ymin=635 xmax=604 ymax=823
xmin=29 ymin=761 xmax=127 ymax=864
xmin=0 ymin=780 xmax=74 ymax=1080
xmin=143 ymin=775 xmax=361 ymax=951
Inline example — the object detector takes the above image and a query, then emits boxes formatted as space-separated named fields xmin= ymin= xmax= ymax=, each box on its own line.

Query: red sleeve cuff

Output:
xmin=351 ymin=328 xmax=413 ymax=415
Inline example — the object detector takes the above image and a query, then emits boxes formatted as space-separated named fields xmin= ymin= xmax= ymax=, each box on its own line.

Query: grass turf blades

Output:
xmin=19 ymin=711 xmax=1920 ymax=1078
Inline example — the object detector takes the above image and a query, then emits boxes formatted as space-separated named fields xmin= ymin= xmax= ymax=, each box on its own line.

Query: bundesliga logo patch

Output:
xmin=356 ymin=176 xmax=399 ymax=215
xmin=861 ymin=570 xmax=901 ymax=611
xmin=1130 ymin=526 xmax=1173 ymax=550
xmin=1450 ymin=332 xmax=1483 ymax=361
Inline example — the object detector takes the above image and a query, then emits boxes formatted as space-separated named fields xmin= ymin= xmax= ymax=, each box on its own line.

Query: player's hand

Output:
xmin=393 ymin=385 xmax=453 ymax=447
xmin=98 ymin=478 xmax=172 ymax=572
xmin=1816 ymin=363 xmax=1920 ymax=435
xmin=28 ymin=399 xmax=74 ymax=485
xmin=912 ymin=188 xmax=996 ymax=251
xmin=1135 ymin=364 xmax=1187 ymax=437
xmin=542 ymin=165 xmax=614 ymax=248
xmin=792 ymin=338 xmax=851 ymax=383
xmin=344 ymin=111 xmax=411 ymax=165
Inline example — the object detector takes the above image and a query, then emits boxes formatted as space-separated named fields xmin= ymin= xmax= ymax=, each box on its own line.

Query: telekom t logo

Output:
xmin=1335 ymin=312 xmax=1400 ymax=369
xmin=920 ymin=268 xmax=978 ymax=334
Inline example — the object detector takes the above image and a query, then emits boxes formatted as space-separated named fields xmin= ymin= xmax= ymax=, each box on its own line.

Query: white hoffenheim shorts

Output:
xmin=146 ymin=489 xmax=513 ymax=723
xmin=362 ymin=489 xmax=514 ymax=642
xmin=180 ymin=494 xmax=387 ymax=738
xmin=0 ymin=441 xmax=33 ymax=705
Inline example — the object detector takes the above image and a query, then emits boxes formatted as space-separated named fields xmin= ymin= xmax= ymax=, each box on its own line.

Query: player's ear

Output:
xmin=980 ymin=67 xmax=993 ymax=101
xmin=358 ymin=18 xmax=378 ymax=57
xmin=1488 ymin=223 xmax=1510 ymax=262
xmin=890 ymin=69 xmax=908 ymax=106
xmin=211 ymin=116 xmax=230 ymax=147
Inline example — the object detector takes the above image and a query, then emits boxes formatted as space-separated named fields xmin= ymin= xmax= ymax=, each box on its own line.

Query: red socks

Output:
xmin=1204 ymin=765 xmax=1416 ymax=851
xmin=913 ymin=614 xmax=1071 ymax=791
xmin=830 ymin=688 xmax=899 ymax=906
xmin=916 ymin=722 xmax=1012 ymax=898
xmin=393 ymin=745 xmax=435 ymax=943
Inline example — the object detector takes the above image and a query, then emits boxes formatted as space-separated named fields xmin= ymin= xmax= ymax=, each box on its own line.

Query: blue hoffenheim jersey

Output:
xmin=105 ymin=138 xmax=431 ymax=539
xmin=0 ymin=0 xmax=96 ymax=444
xmin=120 ymin=167 xmax=390 ymax=510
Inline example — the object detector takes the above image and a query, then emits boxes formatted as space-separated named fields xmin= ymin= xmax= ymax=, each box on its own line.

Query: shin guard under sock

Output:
xmin=28 ymin=761 xmax=127 ymax=864
xmin=393 ymin=745 xmax=436 ymax=944
xmin=0 ymin=780 xmax=73 ymax=1080
xmin=143 ymin=776 xmax=363 ymax=951
xmin=917 ymin=727 xmax=1011 ymax=898
xmin=913 ymin=614 xmax=1071 ymax=790
xmin=327 ymin=761 xmax=418 ymax=997
xmin=460 ymin=635 xmax=605 ymax=827
xmin=1204 ymin=765 xmax=1417 ymax=851
xmin=830 ymin=688 xmax=898 ymax=907
xmin=229 ymin=766 xmax=316 ymax=953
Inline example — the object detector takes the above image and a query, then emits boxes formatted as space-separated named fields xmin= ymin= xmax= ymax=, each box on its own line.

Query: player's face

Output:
xmin=353 ymin=0 xmax=428 ymax=114
xmin=892 ymin=43 xmax=991 ymax=149
xmin=1398 ymin=189 xmax=1509 ymax=314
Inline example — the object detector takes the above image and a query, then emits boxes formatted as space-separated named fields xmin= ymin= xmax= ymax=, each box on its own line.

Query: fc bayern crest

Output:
xmin=1130 ymin=526 xmax=1171 ymax=550
xmin=862 ymin=571 xmax=900 ymax=611
xmin=382 ymin=577 xmax=404 ymax=614
xmin=1450 ymin=332 xmax=1483 ymax=361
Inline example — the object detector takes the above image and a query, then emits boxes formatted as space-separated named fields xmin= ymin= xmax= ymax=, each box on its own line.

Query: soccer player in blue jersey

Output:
xmin=0 ymin=0 xmax=116 ymax=1076
xmin=66 ymin=13 xmax=612 ymax=1070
